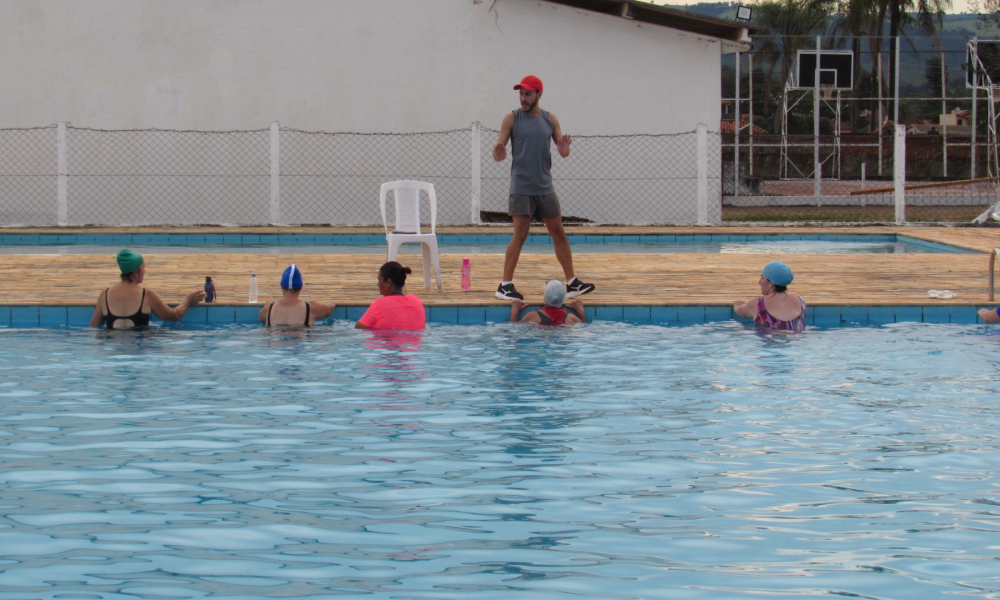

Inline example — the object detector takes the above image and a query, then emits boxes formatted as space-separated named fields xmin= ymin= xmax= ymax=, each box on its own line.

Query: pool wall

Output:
xmin=1 ymin=304 xmax=992 ymax=327
xmin=0 ymin=232 xmax=975 ymax=253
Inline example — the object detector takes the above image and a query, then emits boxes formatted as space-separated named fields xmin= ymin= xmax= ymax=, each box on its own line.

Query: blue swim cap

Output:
xmin=762 ymin=261 xmax=794 ymax=287
xmin=281 ymin=264 xmax=303 ymax=290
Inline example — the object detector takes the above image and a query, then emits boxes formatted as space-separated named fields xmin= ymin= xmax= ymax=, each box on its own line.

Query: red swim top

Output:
xmin=359 ymin=294 xmax=426 ymax=330
xmin=538 ymin=306 xmax=568 ymax=325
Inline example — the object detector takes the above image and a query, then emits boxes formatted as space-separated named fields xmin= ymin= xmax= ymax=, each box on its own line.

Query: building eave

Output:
xmin=539 ymin=0 xmax=755 ymax=43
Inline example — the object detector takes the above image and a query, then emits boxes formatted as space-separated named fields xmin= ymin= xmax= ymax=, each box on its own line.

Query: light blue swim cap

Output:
xmin=762 ymin=261 xmax=794 ymax=287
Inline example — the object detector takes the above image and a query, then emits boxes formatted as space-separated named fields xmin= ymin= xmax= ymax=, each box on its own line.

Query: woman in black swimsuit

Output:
xmin=89 ymin=249 xmax=206 ymax=329
xmin=258 ymin=264 xmax=336 ymax=327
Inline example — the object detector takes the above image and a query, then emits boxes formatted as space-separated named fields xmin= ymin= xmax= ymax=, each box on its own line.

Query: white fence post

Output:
xmin=696 ymin=123 xmax=708 ymax=225
xmin=270 ymin=122 xmax=280 ymax=225
xmin=57 ymin=121 xmax=68 ymax=226
xmin=470 ymin=122 xmax=482 ymax=225
xmin=894 ymin=124 xmax=906 ymax=224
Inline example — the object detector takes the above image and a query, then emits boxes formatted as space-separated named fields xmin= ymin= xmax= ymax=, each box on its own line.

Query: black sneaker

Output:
xmin=566 ymin=278 xmax=595 ymax=298
xmin=495 ymin=283 xmax=524 ymax=300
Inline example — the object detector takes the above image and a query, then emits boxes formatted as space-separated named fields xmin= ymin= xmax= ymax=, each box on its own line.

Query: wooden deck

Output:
xmin=1 ymin=226 xmax=998 ymax=306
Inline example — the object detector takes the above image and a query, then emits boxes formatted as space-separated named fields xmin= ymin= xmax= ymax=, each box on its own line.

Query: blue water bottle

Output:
xmin=204 ymin=276 xmax=216 ymax=303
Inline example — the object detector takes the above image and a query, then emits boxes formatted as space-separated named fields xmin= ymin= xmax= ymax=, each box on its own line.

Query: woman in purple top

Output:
xmin=733 ymin=261 xmax=807 ymax=332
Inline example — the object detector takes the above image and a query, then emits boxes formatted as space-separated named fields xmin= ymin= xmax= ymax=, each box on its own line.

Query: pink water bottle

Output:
xmin=461 ymin=257 xmax=472 ymax=291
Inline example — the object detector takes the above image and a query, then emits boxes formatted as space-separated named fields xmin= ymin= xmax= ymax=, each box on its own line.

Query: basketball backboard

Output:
xmin=796 ymin=51 xmax=854 ymax=90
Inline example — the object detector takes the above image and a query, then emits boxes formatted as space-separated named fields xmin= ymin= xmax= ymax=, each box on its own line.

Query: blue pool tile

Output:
xmin=180 ymin=306 xmax=208 ymax=323
xmin=0 ymin=306 xmax=10 ymax=326
xmin=800 ymin=233 xmax=820 ymax=241
xmin=868 ymin=306 xmax=895 ymax=325
xmin=56 ymin=234 xmax=78 ymax=244
xmin=39 ymin=307 xmax=67 ymax=327
xmin=650 ymin=306 xmax=678 ymax=323
xmin=584 ymin=306 xmax=597 ymax=322
xmin=257 ymin=234 xmax=279 ymax=244
xmin=595 ymin=306 xmax=623 ymax=321
xmin=746 ymin=234 xmax=766 ymax=241
xmin=705 ymin=306 xmax=732 ymax=322
xmin=804 ymin=307 xmax=815 ymax=326
xmin=623 ymin=306 xmax=651 ymax=324
xmin=812 ymin=306 xmax=841 ymax=327
xmin=242 ymin=234 xmax=261 ymax=245
xmin=689 ymin=235 xmax=711 ymax=243
xmin=727 ymin=234 xmax=748 ymax=242
xmin=184 ymin=234 xmax=206 ymax=245
xmin=922 ymin=306 xmax=950 ymax=323
xmin=11 ymin=307 xmax=39 ymax=327
xmin=206 ymin=306 xmax=235 ymax=324
xmin=89 ymin=234 xmax=116 ymax=245
xmin=111 ymin=234 xmax=133 ymax=245
xmin=37 ymin=234 xmax=59 ymax=245
xmin=346 ymin=306 xmax=367 ymax=321
xmin=430 ymin=306 xmax=458 ymax=324
xmin=328 ymin=306 xmax=348 ymax=321
xmin=895 ymin=306 xmax=923 ymax=322
xmin=604 ymin=235 xmax=622 ymax=243
xmin=235 ymin=306 xmax=262 ymax=324
xmin=485 ymin=306 xmax=510 ymax=323
xmin=566 ymin=235 xmax=585 ymax=245
xmin=202 ymin=235 xmax=225 ymax=246
xmin=67 ymin=306 xmax=93 ymax=327
xmin=657 ymin=234 xmax=676 ymax=243
xmin=640 ymin=235 xmax=659 ymax=244
xmin=277 ymin=234 xmax=299 ymax=245
xmin=677 ymin=306 xmax=705 ymax=323
xmin=841 ymin=306 xmax=868 ymax=325
xmin=710 ymin=234 xmax=729 ymax=242
xmin=132 ymin=234 xmax=154 ymax=245
xmin=950 ymin=306 xmax=979 ymax=324
xmin=458 ymin=306 xmax=485 ymax=324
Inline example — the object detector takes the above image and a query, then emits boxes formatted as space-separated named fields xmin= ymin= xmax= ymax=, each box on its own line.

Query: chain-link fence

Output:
xmin=480 ymin=128 xmax=720 ymax=224
xmin=723 ymin=34 xmax=1000 ymax=223
xmin=0 ymin=126 xmax=58 ymax=225
xmin=0 ymin=122 xmax=720 ymax=226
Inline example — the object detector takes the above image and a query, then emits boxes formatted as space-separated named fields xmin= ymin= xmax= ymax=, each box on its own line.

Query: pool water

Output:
xmin=1 ymin=322 xmax=998 ymax=599
xmin=0 ymin=234 xmax=974 ymax=254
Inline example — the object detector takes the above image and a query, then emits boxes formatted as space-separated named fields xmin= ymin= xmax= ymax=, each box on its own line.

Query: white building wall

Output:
xmin=0 ymin=0 xmax=728 ymax=225
xmin=0 ymin=0 xmax=723 ymax=135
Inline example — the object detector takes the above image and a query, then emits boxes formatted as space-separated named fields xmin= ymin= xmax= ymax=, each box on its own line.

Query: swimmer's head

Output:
xmin=379 ymin=261 xmax=411 ymax=290
xmin=281 ymin=264 xmax=303 ymax=291
xmin=762 ymin=261 xmax=793 ymax=287
xmin=543 ymin=279 xmax=565 ymax=307
xmin=117 ymin=249 xmax=144 ymax=283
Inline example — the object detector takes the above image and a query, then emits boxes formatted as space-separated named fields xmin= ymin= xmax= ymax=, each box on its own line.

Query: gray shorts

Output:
xmin=508 ymin=193 xmax=561 ymax=220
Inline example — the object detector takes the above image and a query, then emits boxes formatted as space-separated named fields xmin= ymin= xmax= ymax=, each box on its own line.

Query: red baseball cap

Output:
xmin=514 ymin=75 xmax=543 ymax=92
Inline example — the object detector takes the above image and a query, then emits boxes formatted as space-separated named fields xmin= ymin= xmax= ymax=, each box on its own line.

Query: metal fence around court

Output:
xmin=722 ymin=34 xmax=1000 ymax=223
xmin=0 ymin=122 xmax=719 ymax=227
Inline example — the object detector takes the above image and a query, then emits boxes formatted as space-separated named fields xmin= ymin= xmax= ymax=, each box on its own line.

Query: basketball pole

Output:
xmin=814 ymin=35 xmax=821 ymax=201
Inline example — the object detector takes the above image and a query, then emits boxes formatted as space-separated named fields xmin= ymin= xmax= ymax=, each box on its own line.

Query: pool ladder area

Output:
xmin=992 ymin=248 xmax=1000 ymax=301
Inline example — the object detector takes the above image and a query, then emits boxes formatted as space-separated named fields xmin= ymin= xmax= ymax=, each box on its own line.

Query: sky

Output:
xmin=649 ymin=0 xmax=978 ymax=15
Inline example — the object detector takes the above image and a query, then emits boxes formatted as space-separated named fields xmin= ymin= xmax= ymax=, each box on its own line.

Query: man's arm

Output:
xmin=549 ymin=113 xmax=571 ymax=158
xmin=493 ymin=113 xmax=515 ymax=162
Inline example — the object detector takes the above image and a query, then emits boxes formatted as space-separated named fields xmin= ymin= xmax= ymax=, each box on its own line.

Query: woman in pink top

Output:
xmin=356 ymin=262 xmax=426 ymax=330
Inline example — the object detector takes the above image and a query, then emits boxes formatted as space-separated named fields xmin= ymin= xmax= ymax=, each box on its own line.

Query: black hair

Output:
xmin=379 ymin=261 xmax=411 ymax=289
xmin=774 ymin=284 xmax=788 ymax=293
xmin=120 ymin=270 xmax=141 ymax=284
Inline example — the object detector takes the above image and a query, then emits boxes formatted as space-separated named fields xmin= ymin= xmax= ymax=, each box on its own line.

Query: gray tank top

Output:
xmin=509 ymin=109 xmax=555 ymax=195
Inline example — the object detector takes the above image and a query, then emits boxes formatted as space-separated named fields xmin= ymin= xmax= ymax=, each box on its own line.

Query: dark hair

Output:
xmin=773 ymin=284 xmax=788 ymax=293
xmin=379 ymin=261 xmax=411 ymax=289
xmin=120 ymin=270 xmax=141 ymax=284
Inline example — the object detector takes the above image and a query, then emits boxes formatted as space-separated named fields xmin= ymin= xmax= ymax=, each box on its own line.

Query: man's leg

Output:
xmin=542 ymin=215 xmax=574 ymax=281
xmin=502 ymin=215 xmax=531 ymax=282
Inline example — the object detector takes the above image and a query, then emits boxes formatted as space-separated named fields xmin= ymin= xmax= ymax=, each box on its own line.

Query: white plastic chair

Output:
xmin=379 ymin=180 xmax=442 ymax=291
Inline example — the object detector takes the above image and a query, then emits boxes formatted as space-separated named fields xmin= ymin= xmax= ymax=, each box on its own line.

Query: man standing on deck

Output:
xmin=493 ymin=75 xmax=595 ymax=301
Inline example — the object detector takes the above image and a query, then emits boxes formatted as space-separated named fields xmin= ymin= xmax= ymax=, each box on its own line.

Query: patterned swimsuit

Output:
xmin=754 ymin=296 xmax=807 ymax=332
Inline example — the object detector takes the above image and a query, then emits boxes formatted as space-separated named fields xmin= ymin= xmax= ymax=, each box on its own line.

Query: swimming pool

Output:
xmin=0 ymin=233 xmax=974 ymax=254
xmin=1 ymin=322 xmax=998 ymax=599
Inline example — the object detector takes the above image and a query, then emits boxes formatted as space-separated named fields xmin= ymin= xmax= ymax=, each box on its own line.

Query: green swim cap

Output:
xmin=116 ymin=249 xmax=143 ymax=274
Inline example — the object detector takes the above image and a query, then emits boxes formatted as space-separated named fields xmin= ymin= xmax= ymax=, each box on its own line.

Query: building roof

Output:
xmin=541 ymin=0 xmax=752 ymax=42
